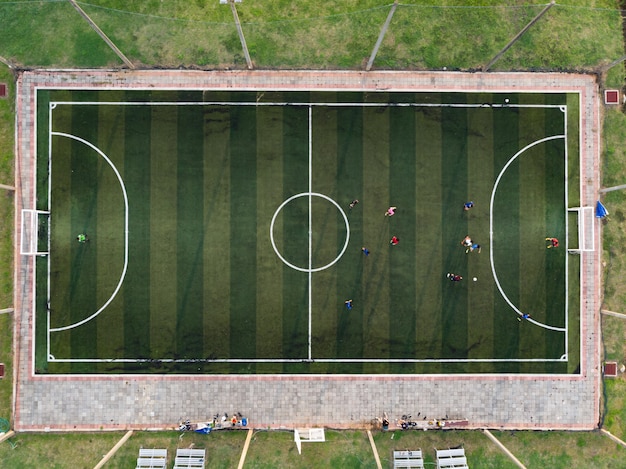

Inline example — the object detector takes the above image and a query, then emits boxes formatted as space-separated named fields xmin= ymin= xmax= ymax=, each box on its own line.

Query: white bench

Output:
xmin=136 ymin=458 xmax=166 ymax=468
xmin=436 ymin=447 xmax=468 ymax=469
xmin=136 ymin=448 xmax=167 ymax=469
xmin=393 ymin=449 xmax=424 ymax=468
xmin=176 ymin=449 xmax=206 ymax=458
xmin=437 ymin=448 xmax=465 ymax=459
xmin=174 ymin=448 xmax=206 ymax=469
xmin=437 ymin=456 xmax=468 ymax=468
xmin=174 ymin=457 xmax=205 ymax=467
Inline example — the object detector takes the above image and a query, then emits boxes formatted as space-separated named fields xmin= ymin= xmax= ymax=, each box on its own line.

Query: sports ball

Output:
xmin=473 ymin=277 xmax=477 ymax=281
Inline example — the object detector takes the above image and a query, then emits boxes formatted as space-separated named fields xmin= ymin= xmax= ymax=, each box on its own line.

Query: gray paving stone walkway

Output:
xmin=13 ymin=70 xmax=601 ymax=431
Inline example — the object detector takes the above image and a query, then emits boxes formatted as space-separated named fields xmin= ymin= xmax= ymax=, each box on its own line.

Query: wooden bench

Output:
xmin=393 ymin=449 xmax=424 ymax=468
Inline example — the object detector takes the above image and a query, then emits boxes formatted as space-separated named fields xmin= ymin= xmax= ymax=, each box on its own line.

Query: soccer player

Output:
xmin=466 ymin=243 xmax=481 ymax=254
xmin=446 ymin=273 xmax=462 ymax=282
xmin=546 ymin=237 xmax=559 ymax=248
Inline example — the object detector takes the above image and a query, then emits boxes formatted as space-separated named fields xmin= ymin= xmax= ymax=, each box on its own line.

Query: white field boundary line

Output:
xmin=559 ymin=106 xmax=564 ymax=357
xmin=489 ymin=134 xmax=567 ymax=334
xmin=44 ymin=100 xmax=569 ymax=365
xmin=46 ymin=104 xmax=53 ymax=362
xmin=50 ymin=100 xmax=566 ymax=109
xmin=48 ymin=357 xmax=565 ymax=364
xmin=47 ymin=131 xmax=129 ymax=333
xmin=308 ymin=105 xmax=313 ymax=361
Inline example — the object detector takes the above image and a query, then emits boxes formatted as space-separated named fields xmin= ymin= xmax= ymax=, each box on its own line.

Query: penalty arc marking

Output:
xmin=489 ymin=134 xmax=567 ymax=333
xmin=49 ymin=132 xmax=129 ymax=332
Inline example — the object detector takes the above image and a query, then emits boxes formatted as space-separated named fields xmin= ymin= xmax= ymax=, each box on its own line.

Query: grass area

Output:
xmin=600 ymin=107 xmax=626 ymax=440
xmin=0 ymin=312 xmax=11 ymax=423
xmin=0 ymin=1 xmax=621 ymax=70
xmin=245 ymin=430 xmax=375 ymax=469
xmin=0 ymin=432 xmax=122 ymax=468
xmin=0 ymin=63 xmax=14 ymax=422
xmin=493 ymin=430 xmax=626 ymax=468
xmin=604 ymin=378 xmax=626 ymax=438
xmin=4 ymin=428 xmax=625 ymax=468
xmin=374 ymin=429 xmax=517 ymax=468
xmin=105 ymin=430 xmax=247 ymax=469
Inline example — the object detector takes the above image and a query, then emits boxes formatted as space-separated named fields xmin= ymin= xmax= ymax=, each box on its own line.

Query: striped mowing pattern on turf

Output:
xmin=39 ymin=90 xmax=573 ymax=374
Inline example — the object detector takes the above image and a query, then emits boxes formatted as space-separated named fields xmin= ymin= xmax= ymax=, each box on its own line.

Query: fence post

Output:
xmin=366 ymin=1 xmax=399 ymax=71
xmin=228 ymin=0 xmax=254 ymax=70
xmin=0 ymin=56 xmax=15 ymax=69
xmin=67 ymin=0 xmax=135 ymax=69
xmin=483 ymin=1 xmax=555 ymax=72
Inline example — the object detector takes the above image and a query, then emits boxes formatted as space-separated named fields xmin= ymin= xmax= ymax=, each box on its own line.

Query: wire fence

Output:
xmin=0 ymin=1 xmax=622 ymax=71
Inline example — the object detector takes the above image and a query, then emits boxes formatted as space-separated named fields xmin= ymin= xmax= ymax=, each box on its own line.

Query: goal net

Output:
xmin=294 ymin=428 xmax=325 ymax=455
xmin=567 ymin=206 xmax=594 ymax=253
xmin=20 ymin=209 xmax=50 ymax=255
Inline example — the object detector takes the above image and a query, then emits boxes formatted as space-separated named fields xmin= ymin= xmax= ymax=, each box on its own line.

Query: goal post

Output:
xmin=294 ymin=428 xmax=325 ymax=455
xmin=20 ymin=209 xmax=50 ymax=256
xmin=567 ymin=206 xmax=594 ymax=253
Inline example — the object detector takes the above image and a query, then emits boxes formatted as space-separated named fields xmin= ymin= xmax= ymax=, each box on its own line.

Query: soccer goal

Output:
xmin=567 ymin=206 xmax=594 ymax=253
xmin=20 ymin=209 xmax=50 ymax=256
xmin=294 ymin=428 xmax=325 ymax=455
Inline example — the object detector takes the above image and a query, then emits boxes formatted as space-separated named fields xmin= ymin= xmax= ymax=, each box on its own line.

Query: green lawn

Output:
xmin=0 ymin=1 xmax=620 ymax=70
xmin=0 ymin=62 xmax=14 ymax=423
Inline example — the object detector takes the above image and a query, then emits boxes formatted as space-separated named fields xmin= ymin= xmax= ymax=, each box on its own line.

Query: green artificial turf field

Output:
xmin=31 ymin=90 xmax=580 ymax=374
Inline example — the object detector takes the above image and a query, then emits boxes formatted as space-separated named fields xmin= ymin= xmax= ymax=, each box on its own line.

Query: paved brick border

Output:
xmin=13 ymin=70 xmax=601 ymax=431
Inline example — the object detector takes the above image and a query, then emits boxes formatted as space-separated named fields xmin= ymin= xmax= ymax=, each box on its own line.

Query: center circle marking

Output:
xmin=270 ymin=192 xmax=350 ymax=273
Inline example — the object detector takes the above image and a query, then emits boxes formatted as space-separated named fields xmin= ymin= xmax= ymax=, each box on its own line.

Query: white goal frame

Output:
xmin=20 ymin=209 xmax=50 ymax=256
xmin=567 ymin=206 xmax=595 ymax=253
